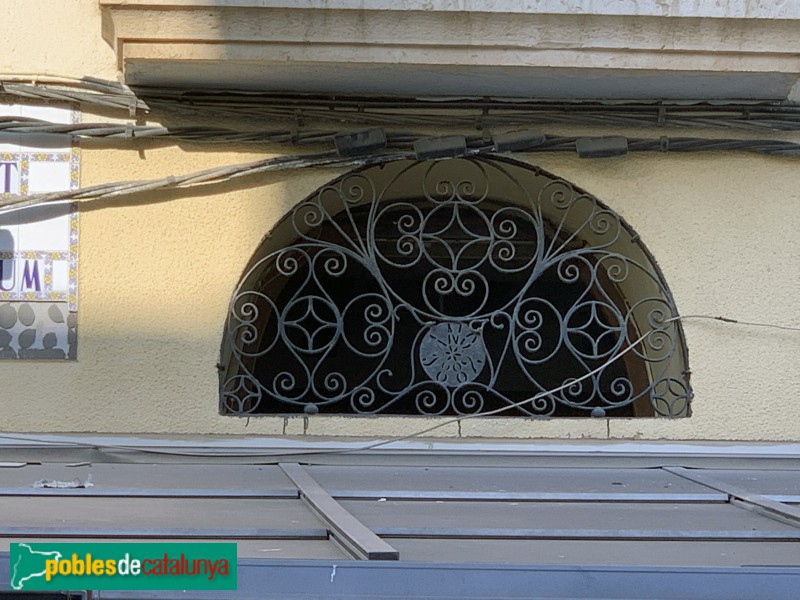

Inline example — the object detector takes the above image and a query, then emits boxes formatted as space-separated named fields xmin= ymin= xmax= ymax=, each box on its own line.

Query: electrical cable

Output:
xmin=7 ymin=77 xmax=800 ymax=132
xmin=4 ymin=116 xmax=800 ymax=156
xmin=0 ymin=149 xmax=416 ymax=215
xmin=4 ymin=131 xmax=800 ymax=215
xmin=0 ymin=314 xmax=796 ymax=460
xmin=676 ymin=315 xmax=800 ymax=333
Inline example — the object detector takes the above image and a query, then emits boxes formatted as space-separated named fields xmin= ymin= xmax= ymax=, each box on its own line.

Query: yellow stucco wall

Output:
xmin=1 ymin=2 xmax=798 ymax=440
xmin=1 ymin=140 xmax=796 ymax=440
xmin=0 ymin=1 xmax=117 ymax=81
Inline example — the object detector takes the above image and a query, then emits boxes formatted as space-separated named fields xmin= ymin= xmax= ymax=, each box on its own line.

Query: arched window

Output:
xmin=220 ymin=157 xmax=691 ymax=418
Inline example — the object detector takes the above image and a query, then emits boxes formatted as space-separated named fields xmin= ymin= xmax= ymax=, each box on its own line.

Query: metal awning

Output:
xmin=1 ymin=438 xmax=799 ymax=598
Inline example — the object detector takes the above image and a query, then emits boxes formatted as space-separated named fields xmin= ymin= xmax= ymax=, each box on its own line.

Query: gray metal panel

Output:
xmin=52 ymin=560 xmax=800 ymax=600
xmin=0 ymin=527 xmax=328 ymax=539
xmin=4 ymin=439 xmax=800 ymax=470
xmin=330 ymin=491 xmax=725 ymax=501
xmin=375 ymin=528 xmax=800 ymax=541
xmin=664 ymin=467 xmax=800 ymax=527
xmin=307 ymin=466 xmax=719 ymax=500
xmin=0 ymin=463 xmax=297 ymax=497
xmin=698 ymin=469 xmax=800 ymax=500
xmin=342 ymin=500 xmax=798 ymax=533
xmin=0 ymin=497 xmax=324 ymax=535
xmin=388 ymin=538 xmax=800 ymax=567
xmin=0 ymin=488 xmax=296 ymax=498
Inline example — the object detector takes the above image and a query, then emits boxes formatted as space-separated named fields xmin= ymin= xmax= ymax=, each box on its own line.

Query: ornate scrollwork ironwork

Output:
xmin=220 ymin=157 xmax=691 ymax=417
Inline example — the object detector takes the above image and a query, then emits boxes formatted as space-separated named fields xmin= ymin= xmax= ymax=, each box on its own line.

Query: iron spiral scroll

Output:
xmin=221 ymin=157 xmax=691 ymax=417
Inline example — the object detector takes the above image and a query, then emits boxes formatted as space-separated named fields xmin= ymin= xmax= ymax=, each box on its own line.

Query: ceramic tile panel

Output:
xmin=0 ymin=103 xmax=79 ymax=359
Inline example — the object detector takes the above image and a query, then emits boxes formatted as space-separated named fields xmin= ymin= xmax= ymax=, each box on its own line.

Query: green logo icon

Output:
xmin=9 ymin=543 xmax=237 ymax=591
xmin=10 ymin=543 xmax=63 ymax=590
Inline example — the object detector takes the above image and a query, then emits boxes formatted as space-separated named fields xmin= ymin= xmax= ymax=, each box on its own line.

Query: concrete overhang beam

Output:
xmin=99 ymin=0 xmax=800 ymax=100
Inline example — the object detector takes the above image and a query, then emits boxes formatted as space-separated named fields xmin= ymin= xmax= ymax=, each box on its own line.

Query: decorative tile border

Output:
xmin=0 ymin=152 xmax=73 ymax=199
xmin=69 ymin=203 xmax=78 ymax=311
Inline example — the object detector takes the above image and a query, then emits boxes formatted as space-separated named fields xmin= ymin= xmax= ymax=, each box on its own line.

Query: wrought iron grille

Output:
xmin=220 ymin=157 xmax=691 ymax=417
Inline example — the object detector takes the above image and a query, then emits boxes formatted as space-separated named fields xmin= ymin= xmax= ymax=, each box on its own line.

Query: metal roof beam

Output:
xmin=662 ymin=466 xmax=800 ymax=529
xmin=279 ymin=462 xmax=399 ymax=561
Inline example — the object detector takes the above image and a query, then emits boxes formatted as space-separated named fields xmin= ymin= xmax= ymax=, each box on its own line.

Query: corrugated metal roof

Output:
xmin=1 ymin=438 xmax=799 ymax=598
